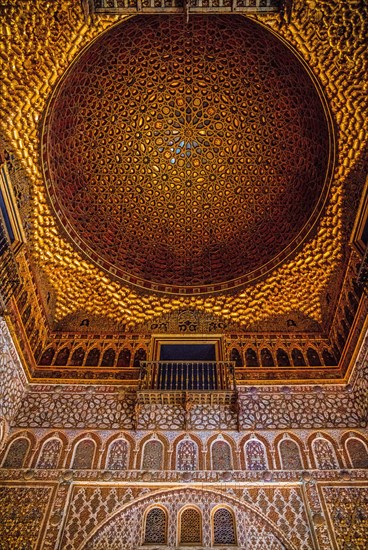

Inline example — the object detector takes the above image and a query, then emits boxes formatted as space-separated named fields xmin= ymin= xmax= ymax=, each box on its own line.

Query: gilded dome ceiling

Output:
xmin=44 ymin=15 xmax=332 ymax=294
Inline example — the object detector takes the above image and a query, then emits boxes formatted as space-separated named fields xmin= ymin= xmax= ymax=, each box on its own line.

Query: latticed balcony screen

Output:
xmin=140 ymin=361 xmax=235 ymax=391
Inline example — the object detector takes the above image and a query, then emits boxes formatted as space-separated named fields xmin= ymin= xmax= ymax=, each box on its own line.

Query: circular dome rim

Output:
xmin=41 ymin=14 xmax=335 ymax=296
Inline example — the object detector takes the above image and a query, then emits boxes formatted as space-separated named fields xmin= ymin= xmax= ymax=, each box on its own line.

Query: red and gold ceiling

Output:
xmin=0 ymin=0 xmax=367 ymax=332
xmin=43 ymin=15 xmax=332 ymax=295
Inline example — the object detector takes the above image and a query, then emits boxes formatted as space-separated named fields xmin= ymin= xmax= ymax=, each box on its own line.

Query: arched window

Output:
xmin=2 ymin=437 xmax=30 ymax=468
xmin=245 ymin=348 xmax=259 ymax=367
xmin=230 ymin=348 xmax=243 ymax=367
xmin=142 ymin=440 xmax=163 ymax=470
xmin=180 ymin=508 xmax=202 ymax=545
xmin=101 ymin=348 xmax=116 ymax=367
xmin=176 ymin=439 xmax=198 ymax=471
xmin=54 ymin=347 xmax=70 ymax=366
xmin=346 ymin=439 xmax=368 ymax=469
xmin=117 ymin=348 xmax=131 ymax=367
xmin=133 ymin=348 xmax=147 ymax=368
xmin=212 ymin=440 xmax=232 ymax=470
xmin=71 ymin=439 xmax=96 ymax=469
xmin=245 ymin=439 xmax=268 ymax=470
xmin=307 ymin=347 xmax=321 ymax=366
xmin=276 ymin=348 xmax=290 ymax=366
xmin=261 ymin=348 xmax=274 ymax=367
xmin=322 ymin=349 xmax=336 ymax=366
xmin=279 ymin=439 xmax=303 ymax=470
xmin=291 ymin=348 xmax=306 ymax=366
xmin=39 ymin=347 xmax=55 ymax=366
xmin=312 ymin=438 xmax=338 ymax=470
xmin=144 ymin=507 xmax=167 ymax=545
xmin=36 ymin=438 xmax=62 ymax=469
xmin=213 ymin=508 xmax=237 ymax=546
xmin=85 ymin=348 xmax=100 ymax=366
xmin=70 ymin=347 xmax=85 ymax=366
xmin=107 ymin=439 xmax=129 ymax=470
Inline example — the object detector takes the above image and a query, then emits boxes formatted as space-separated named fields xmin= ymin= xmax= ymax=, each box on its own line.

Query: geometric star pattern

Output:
xmin=45 ymin=15 xmax=331 ymax=293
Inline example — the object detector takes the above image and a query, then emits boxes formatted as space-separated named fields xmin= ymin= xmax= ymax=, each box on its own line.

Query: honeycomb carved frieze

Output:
xmin=45 ymin=14 xmax=332 ymax=294
xmin=298 ymin=0 xmax=368 ymax=69
xmin=2 ymin=154 xmax=32 ymax=239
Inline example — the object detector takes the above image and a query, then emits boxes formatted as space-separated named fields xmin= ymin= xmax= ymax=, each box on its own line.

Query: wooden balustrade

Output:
xmin=140 ymin=361 xmax=236 ymax=391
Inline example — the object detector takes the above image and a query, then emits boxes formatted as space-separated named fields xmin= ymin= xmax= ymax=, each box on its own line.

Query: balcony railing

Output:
xmin=140 ymin=361 xmax=236 ymax=391
xmin=137 ymin=361 xmax=237 ymax=407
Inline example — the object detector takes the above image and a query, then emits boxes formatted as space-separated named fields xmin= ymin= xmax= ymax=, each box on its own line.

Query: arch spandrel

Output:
xmin=74 ymin=488 xmax=306 ymax=550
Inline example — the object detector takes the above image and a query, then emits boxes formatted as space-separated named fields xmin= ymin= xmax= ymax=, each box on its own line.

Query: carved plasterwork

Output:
xmin=0 ymin=460 xmax=367 ymax=548
xmin=320 ymin=485 xmax=368 ymax=549
xmin=0 ymin=485 xmax=54 ymax=549
xmin=60 ymin=487 xmax=312 ymax=550
xmin=0 ymin=6 xmax=368 ymax=546
xmin=14 ymin=388 xmax=136 ymax=430
xmin=12 ymin=333 xmax=367 ymax=430
xmin=0 ymin=318 xmax=27 ymax=428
